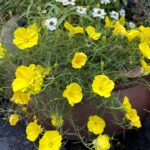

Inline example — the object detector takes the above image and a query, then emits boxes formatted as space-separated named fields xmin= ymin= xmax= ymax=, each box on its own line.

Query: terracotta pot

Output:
xmin=61 ymin=84 xmax=150 ymax=139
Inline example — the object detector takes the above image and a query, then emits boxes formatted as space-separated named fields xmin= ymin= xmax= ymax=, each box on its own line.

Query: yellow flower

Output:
xmin=35 ymin=65 xmax=51 ymax=78
xmin=105 ymin=16 xmax=115 ymax=28
xmin=0 ymin=43 xmax=5 ymax=58
xmin=113 ymin=22 xmax=127 ymax=36
xmin=13 ymin=23 xmax=38 ymax=50
xmin=64 ymin=21 xmax=84 ymax=35
xmin=51 ymin=114 xmax=64 ymax=127
xmin=86 ymin=26 xmax=101 ymax=40
xmin=26 ymin=120 xmax=42 ymax=142
xmin=105 ymin=16 xmax=125 ymax=28
xmin=11 ymin=92 xmax=30 ymax=105
xmin=72 ymin=52 xmax=88 ymax=69
xmin=92 ymin=75 xmax=115 ymax=98
xmin=123 ymin=96 xmax=132 ymax=112
xmin=9 ymin=114 xmax=19 ymax=126
xmin=87 ymin=115 xmax=106 ymax=135
xmin=125 ymin=29 xmax=139 ymax=42
xmin=138 ymin=26 xmax=150 ymax=44
xmin=63 ymin=83 xmax=83 ymax=106
xmin=122 ymin=97 xmax=141 ymax=128
xmin=93 ymin=134 xmax=110 ymax=150
xmin=12 ymin=64 xmax=44 ymax=94
xmin=140 ymin=58 xmax=150 ymax=73
xmin=119 ymin=16 xmax=125 ymax=26
xmin=125 ymin=108 xmax=141 ymax=128
xmin=39 ymin=130 xmax=62 ymax=150
xmin=139 ymin=43 xmax=150 ymax=59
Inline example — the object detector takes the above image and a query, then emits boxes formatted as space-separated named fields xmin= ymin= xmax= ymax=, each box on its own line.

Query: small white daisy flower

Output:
xmin=76 ymin=6 xmax=87 ymax=15
xmin=92 ymin=8 xmax=106 ymax=19
xmin=129 ymin=22 xmax=136 ymax=29
xmin=45 ymin=18 xmax=58 ymax=31
xmin=62 ymin=0 xmax=69 ymax=5
xmin=110 ymin=11 xmax=119 ymax=20
xmin=68 ymin=0 xmax=76 ymax=5
xmin=100 ymin=0 xmax=111 ymax=5
xmin=119 ymin=9 xmax=126 ymax=16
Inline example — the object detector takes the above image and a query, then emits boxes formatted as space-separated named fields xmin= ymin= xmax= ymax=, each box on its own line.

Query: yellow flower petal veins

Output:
xmin=63 ymin=83 xmax=83 ymax=106
xmin=92 ymin=75 xmax=115 ymax=98
xmin=139 ymin=43 xmax=150 ymax=59
xmin=87 ymin=115 xmax=106 ymax=135
xmin=26 ymin=120 xmax=42 ymax=142
xmin=11 ymin=92 xmax=31 ymax=105
xmin=13 ymin=23 xmax=39 ymax=50
xmin=12 ymin=64 xmax=46 ymax=94
xmin=72 ymin=52 xmax=88 ymax=69
xmin=64 ymin=21 xmax=84 ymax=35
xmin=86 ymin=26 xmax=101 ymax=40
xmin=93 ymin=134 xmax=110 ymax=150
xmin=140 ymin=58 xmax=150 ymax=73
xmin=123 ymin=96 xmax=132 ymax=112
xmin=39 ymin=130 xmax=62 ymax=150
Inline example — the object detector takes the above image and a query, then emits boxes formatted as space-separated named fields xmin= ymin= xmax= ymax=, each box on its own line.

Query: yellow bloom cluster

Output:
xmin=11 ymin=64 xmax=50 ymax=105
xmin=64 ymin=22 xmax=101 ymax=40
xmin=123 ymin=96 xmax=141 ymax=128
xmin=87 ymin=115 xmax=110 ymax=150
xmin=105 ymin=16 xmax=150 ymax=74
xmin=105 ymin=16 xmax=125 ymax=28
xmin=6 ymin=12 xmax=148 ymax=149
xmin=25 ymin=118 xmax=63 ymax=150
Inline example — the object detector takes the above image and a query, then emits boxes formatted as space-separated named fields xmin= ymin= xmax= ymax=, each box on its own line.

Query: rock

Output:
xmin=0 ymin=16 xmax=20 ymax=50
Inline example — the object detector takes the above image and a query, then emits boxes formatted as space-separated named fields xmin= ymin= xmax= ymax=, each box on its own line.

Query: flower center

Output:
xmin=24 ymin=39 xmax=29 ymax=43
xmin=49 ymin=142 xmax=54 ymax=148
xmin=97 ymin=10 xmax=101 ymax=14
xmin=49 ymin=21 xmax=54 ymax=26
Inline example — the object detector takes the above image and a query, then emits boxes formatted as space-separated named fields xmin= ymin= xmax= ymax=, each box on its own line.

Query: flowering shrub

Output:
xmin=0 ymin=0 xmax=150 ymax=150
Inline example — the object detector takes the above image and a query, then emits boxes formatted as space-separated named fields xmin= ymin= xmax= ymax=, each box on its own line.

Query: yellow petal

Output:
xmin=139 ymin=43 xmax=150 ymax=59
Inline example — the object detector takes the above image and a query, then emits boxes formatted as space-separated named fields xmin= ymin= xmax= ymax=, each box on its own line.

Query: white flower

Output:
xmin=100 ymin=0 xmax=111 ymax=5
xmin=57 ymin=0 xmax=76 ymax=5
xmin=45 ymin=18 xmax=58 ymax=31
xmin=110 ymin=11 xmax=119 ymax=20
xmin=62 ymin=0 xmax=69 ymax=5
xmin=129 ymin=22 xmax=136 ymax=29
xmin=76 ymin=6 xmax=87 ymax=15
xmin=92 ymin=8 xmax=106 ymax=19
xmin=68 ymin=0 xmax=76 ymax=5
xmin=119 ymin=9 xmax=126 ymax=16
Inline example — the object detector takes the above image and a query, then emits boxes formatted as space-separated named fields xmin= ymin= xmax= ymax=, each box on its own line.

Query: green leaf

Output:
xmin=122 ymin=0 xmax=128 ymax=6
